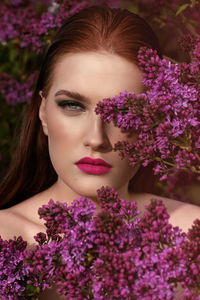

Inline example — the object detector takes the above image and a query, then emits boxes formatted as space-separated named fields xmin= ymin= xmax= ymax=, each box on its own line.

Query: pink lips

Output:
xmin=75 ymin=157 xmax=112 ymax=175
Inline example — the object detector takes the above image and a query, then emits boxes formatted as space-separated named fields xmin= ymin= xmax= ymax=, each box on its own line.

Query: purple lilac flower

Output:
xmin=130 ymin=201 xmax=186 ymax=299
xmin=0 ymin=1 xmax=60 ymax=51
xmin=38 ymin=198 xmax=74 ymax=239
xmin=0 ymin=0 xmax=123 ymax=52
xmin=179 ymin=219 xmax=200 ymax=291
xmin=91 ymin=188 xmax=190 ymax=299
xmin=0 ymin=3 xmax=41 ymax=49
xmin=95 ymin=46 xmax=200 ymax=181
xmin=37 ymin=197 xmax=97 ymax=299
xmin=1 ymin=187 xmax=200 ymax=298
xmin=53 ymin=0 xmax=95 ymax=28
xmin=0 ymin=236 xmax=28 ymax=299
xmin=24 ymin=243 xmax=54 ymax=292
xmin=32 ymin=188 xmax=143 ymax=299
xmin=0 ymin=72 xmax=37 ymax=104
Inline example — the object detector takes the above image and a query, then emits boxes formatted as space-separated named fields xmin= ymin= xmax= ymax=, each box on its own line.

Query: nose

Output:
xmin=83 ymin=113 xmax=112 ymax=152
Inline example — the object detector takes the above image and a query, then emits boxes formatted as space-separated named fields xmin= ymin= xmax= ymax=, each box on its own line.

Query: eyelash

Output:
xmin=56 ymin=100 xmax=86 ymax=112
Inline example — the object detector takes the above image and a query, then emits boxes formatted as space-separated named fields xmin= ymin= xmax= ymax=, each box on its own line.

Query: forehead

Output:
xmin=48 ymin=51 xmax=143 ymax=100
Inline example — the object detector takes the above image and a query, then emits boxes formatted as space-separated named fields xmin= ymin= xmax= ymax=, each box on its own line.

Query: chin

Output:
xmin=69 ymin=181 xmax=104 ymax=198
xmin=72 ymin=180 xmax=123 ymax=200
xmin=77 ymin=186 xmax=103 ymax=199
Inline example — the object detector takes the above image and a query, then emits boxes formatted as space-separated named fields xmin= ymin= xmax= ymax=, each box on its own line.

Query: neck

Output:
xmin=45 ymin=179 xmax=143 ymax=213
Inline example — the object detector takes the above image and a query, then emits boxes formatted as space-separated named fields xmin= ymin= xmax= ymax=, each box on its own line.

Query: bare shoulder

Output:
xmin=0 ymin=207 xmax=39 ymax=244
xmin=0 ymin=186 xmax=59 ymax=244
xmin=0 ymin=195 xmax=46 ymax=244
xmin=0 ymin=208 xmax=20 ymax=240
xmin=140 ymin=193 xmax=200 ymax=233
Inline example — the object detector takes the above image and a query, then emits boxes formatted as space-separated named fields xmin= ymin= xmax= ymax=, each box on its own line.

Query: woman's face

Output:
xmin=39 ymin=52 xmax=143 ymax=201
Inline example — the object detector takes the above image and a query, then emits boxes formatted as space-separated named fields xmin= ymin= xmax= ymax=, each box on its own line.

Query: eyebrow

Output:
xmin=54 ymin=89 xmax=89 ymax=102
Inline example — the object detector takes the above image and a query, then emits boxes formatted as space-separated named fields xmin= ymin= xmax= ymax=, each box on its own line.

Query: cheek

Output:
xmin=44 ymin=114 xmax=76 ymax=176
xmin=46 ymin=112 xmax=82 ymax=145
xmin=45 ymin=113 xmax=76 ymax=166
xmin=48 ymin=118 xmax=68 ymax=145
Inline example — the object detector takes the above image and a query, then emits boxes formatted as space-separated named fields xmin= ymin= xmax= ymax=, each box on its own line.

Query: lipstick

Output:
xmin=75 ymin=157 xmax=112 ymax=175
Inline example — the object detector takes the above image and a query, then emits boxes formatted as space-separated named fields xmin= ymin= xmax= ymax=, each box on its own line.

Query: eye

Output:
xmin=56 ymin=100 xmax=86 ymax=113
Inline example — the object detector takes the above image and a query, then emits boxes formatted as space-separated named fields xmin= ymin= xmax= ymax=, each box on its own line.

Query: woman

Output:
xmin=0 ymin=6 xmax=199 ymax=297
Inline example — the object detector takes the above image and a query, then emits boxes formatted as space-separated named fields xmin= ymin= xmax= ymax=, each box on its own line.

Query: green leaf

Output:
xmin=176 ymin=3 xmax=190 ymax=16
xmin=24 ymin=284 xmax=40 ymax=296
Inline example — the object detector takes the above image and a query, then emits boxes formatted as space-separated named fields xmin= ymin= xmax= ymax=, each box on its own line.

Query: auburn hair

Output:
xmin=0 ymin=5 xmax=162 ymax=208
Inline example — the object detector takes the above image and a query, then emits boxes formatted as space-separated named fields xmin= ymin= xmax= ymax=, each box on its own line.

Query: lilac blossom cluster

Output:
xmin=0 ymin=72 xmax=37 ymax=105
xmin=0 ymin=0 xmax=121 ymax=52
xmin=0 ymin=1 xmax=53 ymax=52
xmin=95 ymin=45 xmax=200 ymax=181
xmin=0 ymin=186 xmax=200 ymax=299
xmin=0 ymin=236 xmax=28 ymax=299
